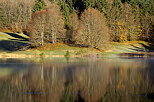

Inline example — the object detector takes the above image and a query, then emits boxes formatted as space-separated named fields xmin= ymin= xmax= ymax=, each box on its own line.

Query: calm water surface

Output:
xmin=0 ymin=58 xmax=154 ymax=102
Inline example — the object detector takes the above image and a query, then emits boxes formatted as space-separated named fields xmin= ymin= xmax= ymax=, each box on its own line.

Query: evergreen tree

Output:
xmin=96 ymin=0 xmax=110 ymax=17
xmin=32 ymin=0 xmax=46 ymax=13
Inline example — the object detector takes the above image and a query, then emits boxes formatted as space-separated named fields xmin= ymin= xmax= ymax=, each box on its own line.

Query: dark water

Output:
xmin=0 ymin=58 xmax=154 ymax=102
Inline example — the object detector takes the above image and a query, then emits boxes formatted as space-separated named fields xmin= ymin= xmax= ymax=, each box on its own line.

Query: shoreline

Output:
xmin=119 ymin=52 xmax=154 ymax=58
xmin=0 ymin=53 xmax=81 ymax=58
xmin=1 ymin=52 xmax=154 ymax=59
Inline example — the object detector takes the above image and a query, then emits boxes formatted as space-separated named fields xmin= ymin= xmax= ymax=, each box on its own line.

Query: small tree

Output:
xmin=67 ymin=13 xmax=79 ymax=42
xmin=29 ymin=3 xmax=66 ymax=45
xmin=73 ymin=8 xmax=109 ymax=48
xmin=69 ymin=13 xmax=79 ymax=31
xmin=30 ymin=10 xmax=47 ymax=45
xmin=140 ymin=14 xmax=154 ymax=41
xmin=107 ymin=0 xmax=123 ymax=41
xmin=46 ymin=3 xmax=65 ymax=43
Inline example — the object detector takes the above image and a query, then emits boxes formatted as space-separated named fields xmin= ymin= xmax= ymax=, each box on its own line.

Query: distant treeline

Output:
xmin=0 ymin=0 xmax=153 ymax=48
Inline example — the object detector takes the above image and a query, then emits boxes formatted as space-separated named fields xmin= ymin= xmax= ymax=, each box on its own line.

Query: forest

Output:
xmin=0 ymin=0 xmax=153 ymax=48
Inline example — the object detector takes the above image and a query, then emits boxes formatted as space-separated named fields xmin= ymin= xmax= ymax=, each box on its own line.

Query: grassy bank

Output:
xmin=0 ymin=32 xmax=154 ymax=58
xmin=1 ymin=41 xmax=153 ymax=58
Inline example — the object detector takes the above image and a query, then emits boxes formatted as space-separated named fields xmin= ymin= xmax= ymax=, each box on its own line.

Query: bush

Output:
xmin=65 ymin=50 xmax=70 ymax=57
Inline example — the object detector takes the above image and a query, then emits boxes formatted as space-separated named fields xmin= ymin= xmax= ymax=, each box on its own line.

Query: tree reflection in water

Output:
xmin=0 ymin=58 xmax=154 ymax=102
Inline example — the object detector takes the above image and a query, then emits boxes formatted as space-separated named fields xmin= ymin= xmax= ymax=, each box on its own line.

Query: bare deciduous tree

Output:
xmin=140 ymin=14 xmax=154 ymax=41
xmin=30 ymin=10 xmax=47 ymax=45
xmin=46 ymin=3 xmax=66 ymax=43
xmin=69 ymin=13 xmax=79 ymax=31
xmin=0 ymin=0 xmax=35 ymax=32
xmin=73 ymin=8 xmax=109 ymax=48
xmin=29 ymin=3 xmax=66 ymax=45
xmin=67 ymin=13 xmax=79 ymax=42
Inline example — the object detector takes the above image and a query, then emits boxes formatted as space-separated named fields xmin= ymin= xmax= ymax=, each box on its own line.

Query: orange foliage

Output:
xmin=0 ymin=27 xmax=12 ymax=32
xmin=32 ymin=10 xmax=47 ymax=20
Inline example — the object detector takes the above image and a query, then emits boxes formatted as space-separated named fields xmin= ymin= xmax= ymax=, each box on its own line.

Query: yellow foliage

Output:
xmin=115 ymin=21 xmax=143 ymax=41
xmin=116 ymin=21 xmax=124 ymax=26
xmin=119 ymin=34 xmax=127 ymax=42
xmin=116 ymin=21 xmax=128 ymax=42
xmin=129 ymin=25 xmax=143 ymax=40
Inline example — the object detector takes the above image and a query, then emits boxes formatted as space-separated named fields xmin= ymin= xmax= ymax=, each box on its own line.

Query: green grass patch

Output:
xmin=0 ymin=32 xmax=16 ymax=40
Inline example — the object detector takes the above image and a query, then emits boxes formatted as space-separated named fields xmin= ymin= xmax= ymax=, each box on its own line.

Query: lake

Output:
xmin=0 ymin=57 xmax=154 ymax=102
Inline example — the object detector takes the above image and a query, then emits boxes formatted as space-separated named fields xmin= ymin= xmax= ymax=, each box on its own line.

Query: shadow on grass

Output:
xmin=119 ymin=42 xmax=154 ymax=57
xmin=0 ymin=40 xmax=30 ymax=51
xmin=128 ymin=43 xmax=154 ymax=52
xmin=4 ymin=32 xmax=28 ymax=41
xmin=128 ymin=44 xmax=145 ymax=52
xmin=8 ymin=38 xmax=28 ymax=41
xmin=138 ymin=43 xmax=154 ymax=52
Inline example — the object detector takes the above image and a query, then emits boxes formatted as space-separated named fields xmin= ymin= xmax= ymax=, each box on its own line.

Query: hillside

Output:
xmin=0 ymin=32 xmax=154 ymax=58
xmin=0 ymin=32 xmax=29 ymax=51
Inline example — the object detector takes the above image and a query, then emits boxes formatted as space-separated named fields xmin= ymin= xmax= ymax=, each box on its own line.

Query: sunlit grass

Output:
xmin=0 ymin=32 xmax=29 ymax=41
xmin=0 ymin=32 xmax=17 ymax=40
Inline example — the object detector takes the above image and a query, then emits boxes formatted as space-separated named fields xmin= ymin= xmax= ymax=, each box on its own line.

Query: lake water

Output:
xmin=0 ymin=58 xmax=154 ymax=102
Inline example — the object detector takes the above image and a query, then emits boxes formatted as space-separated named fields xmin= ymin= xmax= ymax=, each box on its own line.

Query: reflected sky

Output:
xmin=0 ymin=58 xmax=154 ymax=102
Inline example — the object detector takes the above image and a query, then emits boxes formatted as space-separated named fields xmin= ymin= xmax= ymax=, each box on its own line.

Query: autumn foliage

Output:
xmin=0 ymin=0 xmax=35 ymax=32
xmin=0 ymin=0 xmax=153 ymax=48
xmin=29 ymin=3 xmax=65 ymax=45
xmin=73 ymin=8 xmax=109 ymax=48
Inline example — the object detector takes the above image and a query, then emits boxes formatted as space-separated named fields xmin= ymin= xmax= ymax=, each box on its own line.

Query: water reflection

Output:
xmin=0 ymin=58 xmax=154 ymax=102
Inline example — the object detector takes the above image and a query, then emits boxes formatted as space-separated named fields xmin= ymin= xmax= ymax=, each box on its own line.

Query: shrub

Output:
xmin=65 ymin=50 xmax=70 ymax=57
